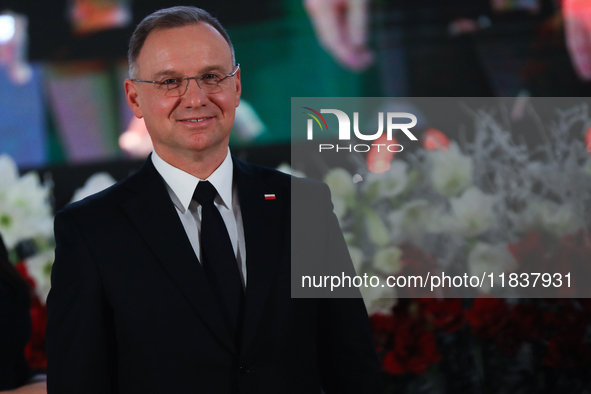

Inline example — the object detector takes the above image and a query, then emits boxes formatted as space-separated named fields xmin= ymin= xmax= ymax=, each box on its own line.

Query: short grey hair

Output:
xmin=128 ymin=6 xmax=235 ymax=78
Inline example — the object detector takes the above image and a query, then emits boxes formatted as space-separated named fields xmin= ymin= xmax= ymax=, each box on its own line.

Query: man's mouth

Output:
xmin=182 ymin=117 xmax=211 ymax=123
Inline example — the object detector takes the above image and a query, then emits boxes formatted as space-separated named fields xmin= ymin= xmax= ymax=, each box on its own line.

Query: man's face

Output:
xmin=125 ymin=23 xmax=240 ymax=161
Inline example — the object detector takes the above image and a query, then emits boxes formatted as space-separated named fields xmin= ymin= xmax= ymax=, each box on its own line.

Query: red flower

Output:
xmin=397 ymin=244 xmax=438 ymax=299
xmin=495 ymin=323 xmax=525 ymax=357
xmin=557 ymin=231 xmax=591 ymax=297
xmin=465 ymin=297 xmax=509 ymax=338
xmin=370 ymin=313 xmax=395 ymax=333
xmin=508 ymin=232 xmax=551 ymax=273
xmin=15 ymin=260 xmax=48 ymax=370
xmin=370 ymin=313 xmax=395 ymax=353
xmin=509 ymin=303 xmax=544 ymax=341
xmin=420 ymin=298 xmax=465 ymax=333
xmin=25 ymin=296 xmax=47 ymax=370
xmin=15 ymin=261 xmax=36 ymax=290
xmin=422 ymin=128 xmax=450 ymax=152
xmin=367 ymin=135 xmax=397 ymax=173
xmin=543 ymin=302 xmax=589 ymax=338
xmin=382 ymin=316 xmax=441 ymax=375
xmin=543 ymin=334 xmax=590 ymax=368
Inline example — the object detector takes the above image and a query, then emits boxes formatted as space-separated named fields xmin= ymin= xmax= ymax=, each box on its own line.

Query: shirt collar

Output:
xmin=151 ymin=149 xmax=234 ymax=213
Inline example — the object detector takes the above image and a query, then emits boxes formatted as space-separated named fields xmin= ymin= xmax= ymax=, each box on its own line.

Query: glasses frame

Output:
xmin=130 ymin=63 xmax=240 ymax=96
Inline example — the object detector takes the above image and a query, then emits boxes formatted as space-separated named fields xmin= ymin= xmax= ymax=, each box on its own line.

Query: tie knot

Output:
xmin=193 ymin=180 xmax=218 ymax=205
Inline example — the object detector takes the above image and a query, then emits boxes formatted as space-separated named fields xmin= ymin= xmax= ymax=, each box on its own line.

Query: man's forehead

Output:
xmin=137 ymin=23 xmax=233 ymax=75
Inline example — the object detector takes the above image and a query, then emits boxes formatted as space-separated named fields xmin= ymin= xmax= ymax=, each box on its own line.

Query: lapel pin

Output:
xmin=264 ymin=194 xmax=276 ymax=200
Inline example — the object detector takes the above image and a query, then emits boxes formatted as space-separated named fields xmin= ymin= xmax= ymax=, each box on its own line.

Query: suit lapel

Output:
xmin=233 ymin=158 xmax=285 ymax=357
xmin=121 ymin=158 xmax=236 ymax=355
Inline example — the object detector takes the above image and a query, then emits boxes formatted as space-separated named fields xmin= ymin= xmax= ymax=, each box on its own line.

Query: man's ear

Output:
xmin=234 ymin=67 xmax=241 ymax=108
xmin=124 ymin=79 xmax=144 ymax=119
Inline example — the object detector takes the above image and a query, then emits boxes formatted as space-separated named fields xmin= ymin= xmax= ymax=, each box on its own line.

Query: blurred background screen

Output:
xmin=0 ymin=0 xmax=589 ymax=170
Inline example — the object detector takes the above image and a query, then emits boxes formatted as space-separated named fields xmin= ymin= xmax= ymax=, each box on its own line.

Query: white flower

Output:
xmin=388 ymin=199 xmax=442 ymax=243
xmin=0 ymin=155 xmax=53 ymax=249
xmin=364 ymin=160 xmax=408 ymax=200
xmin=24 ymin=249 xmax=55 ymax=304
xmin=360 ymin=284 xmax=397 ymax=315
xmin=545 ymin=204 xmax=581 ymax=237
xmin=468 ymin=242 xmax=517 ymax=293
xmin=0 ymin=206 xmax=27 ymax=248
xmin=515 ymin=199 xmax=581 ymax=238
xmin=372 ymin=247 xmax=403 ymax=275
xmin=347 ymin=246 xmax=365 ymax=273
xmin=429 ymin=142 xmax=473 ymax=197
xmin=276 ymin=163 xmax=305 ymax=178
xmin=365 ymin=210 xmax=390 ymax=247
xmin=324 ymin=168 xmax=356 ymax=200
xmin=446 ymin=187 xmax=496 ymax=238
xmin=71 ymin=172 xmax=117 ymax=203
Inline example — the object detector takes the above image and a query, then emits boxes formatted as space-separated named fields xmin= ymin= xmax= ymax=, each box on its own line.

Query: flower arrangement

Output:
xmin=0 ymin=155 xmax=53 ymax=254
xmin=0 ymin=154 xmax=116 ymax=371
xmin=0 ymin=154 xmax=54 ymax=370
xmin=322 ymin=103 xmax=591 ymax=392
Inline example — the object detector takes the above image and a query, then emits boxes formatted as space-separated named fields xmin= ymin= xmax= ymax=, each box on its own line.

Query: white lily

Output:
xmin=446 ymin=187 xmax=496 ymax=238
xmin=468 ymin=242 xmax=517 ymax=293
xmin=372 ymin=247 xmax=403 ymax=275
xmin=364 ymin=160 xmax=408 ymax=200
xmin=429 ymin=142 xmax=473 ymax=197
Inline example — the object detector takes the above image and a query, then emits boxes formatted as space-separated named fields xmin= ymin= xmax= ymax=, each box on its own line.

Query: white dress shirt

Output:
xmin=151 ymin=149 xmax=247 ymax=287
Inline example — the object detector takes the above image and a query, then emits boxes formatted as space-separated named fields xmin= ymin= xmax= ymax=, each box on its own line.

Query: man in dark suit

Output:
xmin=45 ymin=6 xmax=382 ymax=393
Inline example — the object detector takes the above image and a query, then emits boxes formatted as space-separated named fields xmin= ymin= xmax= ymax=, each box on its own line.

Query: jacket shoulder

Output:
xmin=56 ymin=169 xmax=138 ymax=218
xmin=233 ymin=157 xmax=326 ymax=193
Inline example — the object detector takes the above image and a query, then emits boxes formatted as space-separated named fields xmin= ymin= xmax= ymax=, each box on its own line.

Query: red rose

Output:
xmin=509 ymin=303 xmax=544 ymax=341
xmin=370 ymin=313 xmax=395 ymax=333
xmin=420 ymin=298 xmax=465 ymax=333
xmin=557 ymin=231 xmax=591 ymax=297
xmin=382 ymin=316 xmax=441 ymax=375
xmin=543 ymin=334 xmax=590 ymax=368
xmin=367 ymin=135 xmax=397 ymax=173
xmin=543 ymin=302 xmax=589 ymax=338
xmin=15 ymin=261 xmax=36 ymax=290
xmin=508 ymin=232 xmax=551 ymax=273
xmin=370 ymin=313 xmax=395 ymax=353
xmin=25 ymin=296 xmax=47 ymax=370
xmin=465 ymin=297 xmax=509 ymax=338
xmin=397 ymin=244 xmax=438 ymax=299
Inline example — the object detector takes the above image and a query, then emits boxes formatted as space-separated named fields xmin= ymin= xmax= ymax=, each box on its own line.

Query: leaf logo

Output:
xmin=303 ymin=107 xmax=328 ymax=133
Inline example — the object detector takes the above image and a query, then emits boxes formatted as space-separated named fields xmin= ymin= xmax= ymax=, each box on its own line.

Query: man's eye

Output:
xmin=161 ymin=78 xmax=181 ymax=85
xmin=201 ymin=74 xmax=222 ymax=84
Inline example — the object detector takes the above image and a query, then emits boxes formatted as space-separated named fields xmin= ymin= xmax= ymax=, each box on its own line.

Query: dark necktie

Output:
xmin=193 ymin=181 xmax=244 ymax=341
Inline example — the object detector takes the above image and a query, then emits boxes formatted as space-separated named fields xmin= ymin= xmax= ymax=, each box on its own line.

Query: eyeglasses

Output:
xmin=131 ymin=64 xmax=240 ymax=97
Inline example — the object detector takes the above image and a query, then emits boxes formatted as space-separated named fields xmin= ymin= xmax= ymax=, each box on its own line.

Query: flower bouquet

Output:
xmin=322 ymin=102 xmax=591 ymax=393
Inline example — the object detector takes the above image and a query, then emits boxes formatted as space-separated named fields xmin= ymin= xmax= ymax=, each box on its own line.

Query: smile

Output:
xmin=182 ymin=117 xmax=211 ymax=122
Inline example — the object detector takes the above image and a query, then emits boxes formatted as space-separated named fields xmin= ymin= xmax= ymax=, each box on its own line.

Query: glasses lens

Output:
xmin=163 ymin=80 xmax=186 ymax=97
xmin=163 ymin=76 xmax=229 ymax=97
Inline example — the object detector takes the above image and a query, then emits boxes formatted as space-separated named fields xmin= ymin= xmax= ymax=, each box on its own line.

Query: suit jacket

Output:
xmin=46 ymin=156 xmax=382 ymax=394
xmin=0 ymin=277 xmax=32 ymax=391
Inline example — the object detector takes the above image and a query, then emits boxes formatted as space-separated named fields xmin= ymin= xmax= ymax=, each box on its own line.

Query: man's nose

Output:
xmin=183 ymin=78 xmax=208 ymax=104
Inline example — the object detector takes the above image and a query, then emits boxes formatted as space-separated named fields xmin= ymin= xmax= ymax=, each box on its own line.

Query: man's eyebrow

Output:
xmin=151 ymin=65 xmax=232 ymax=79
xmin=152 ymin=70 xmax=181 ymax=79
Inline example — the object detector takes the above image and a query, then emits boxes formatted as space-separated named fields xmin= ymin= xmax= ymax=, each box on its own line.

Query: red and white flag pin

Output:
xmin=264 ymin=194 xmax=276 ymax=200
